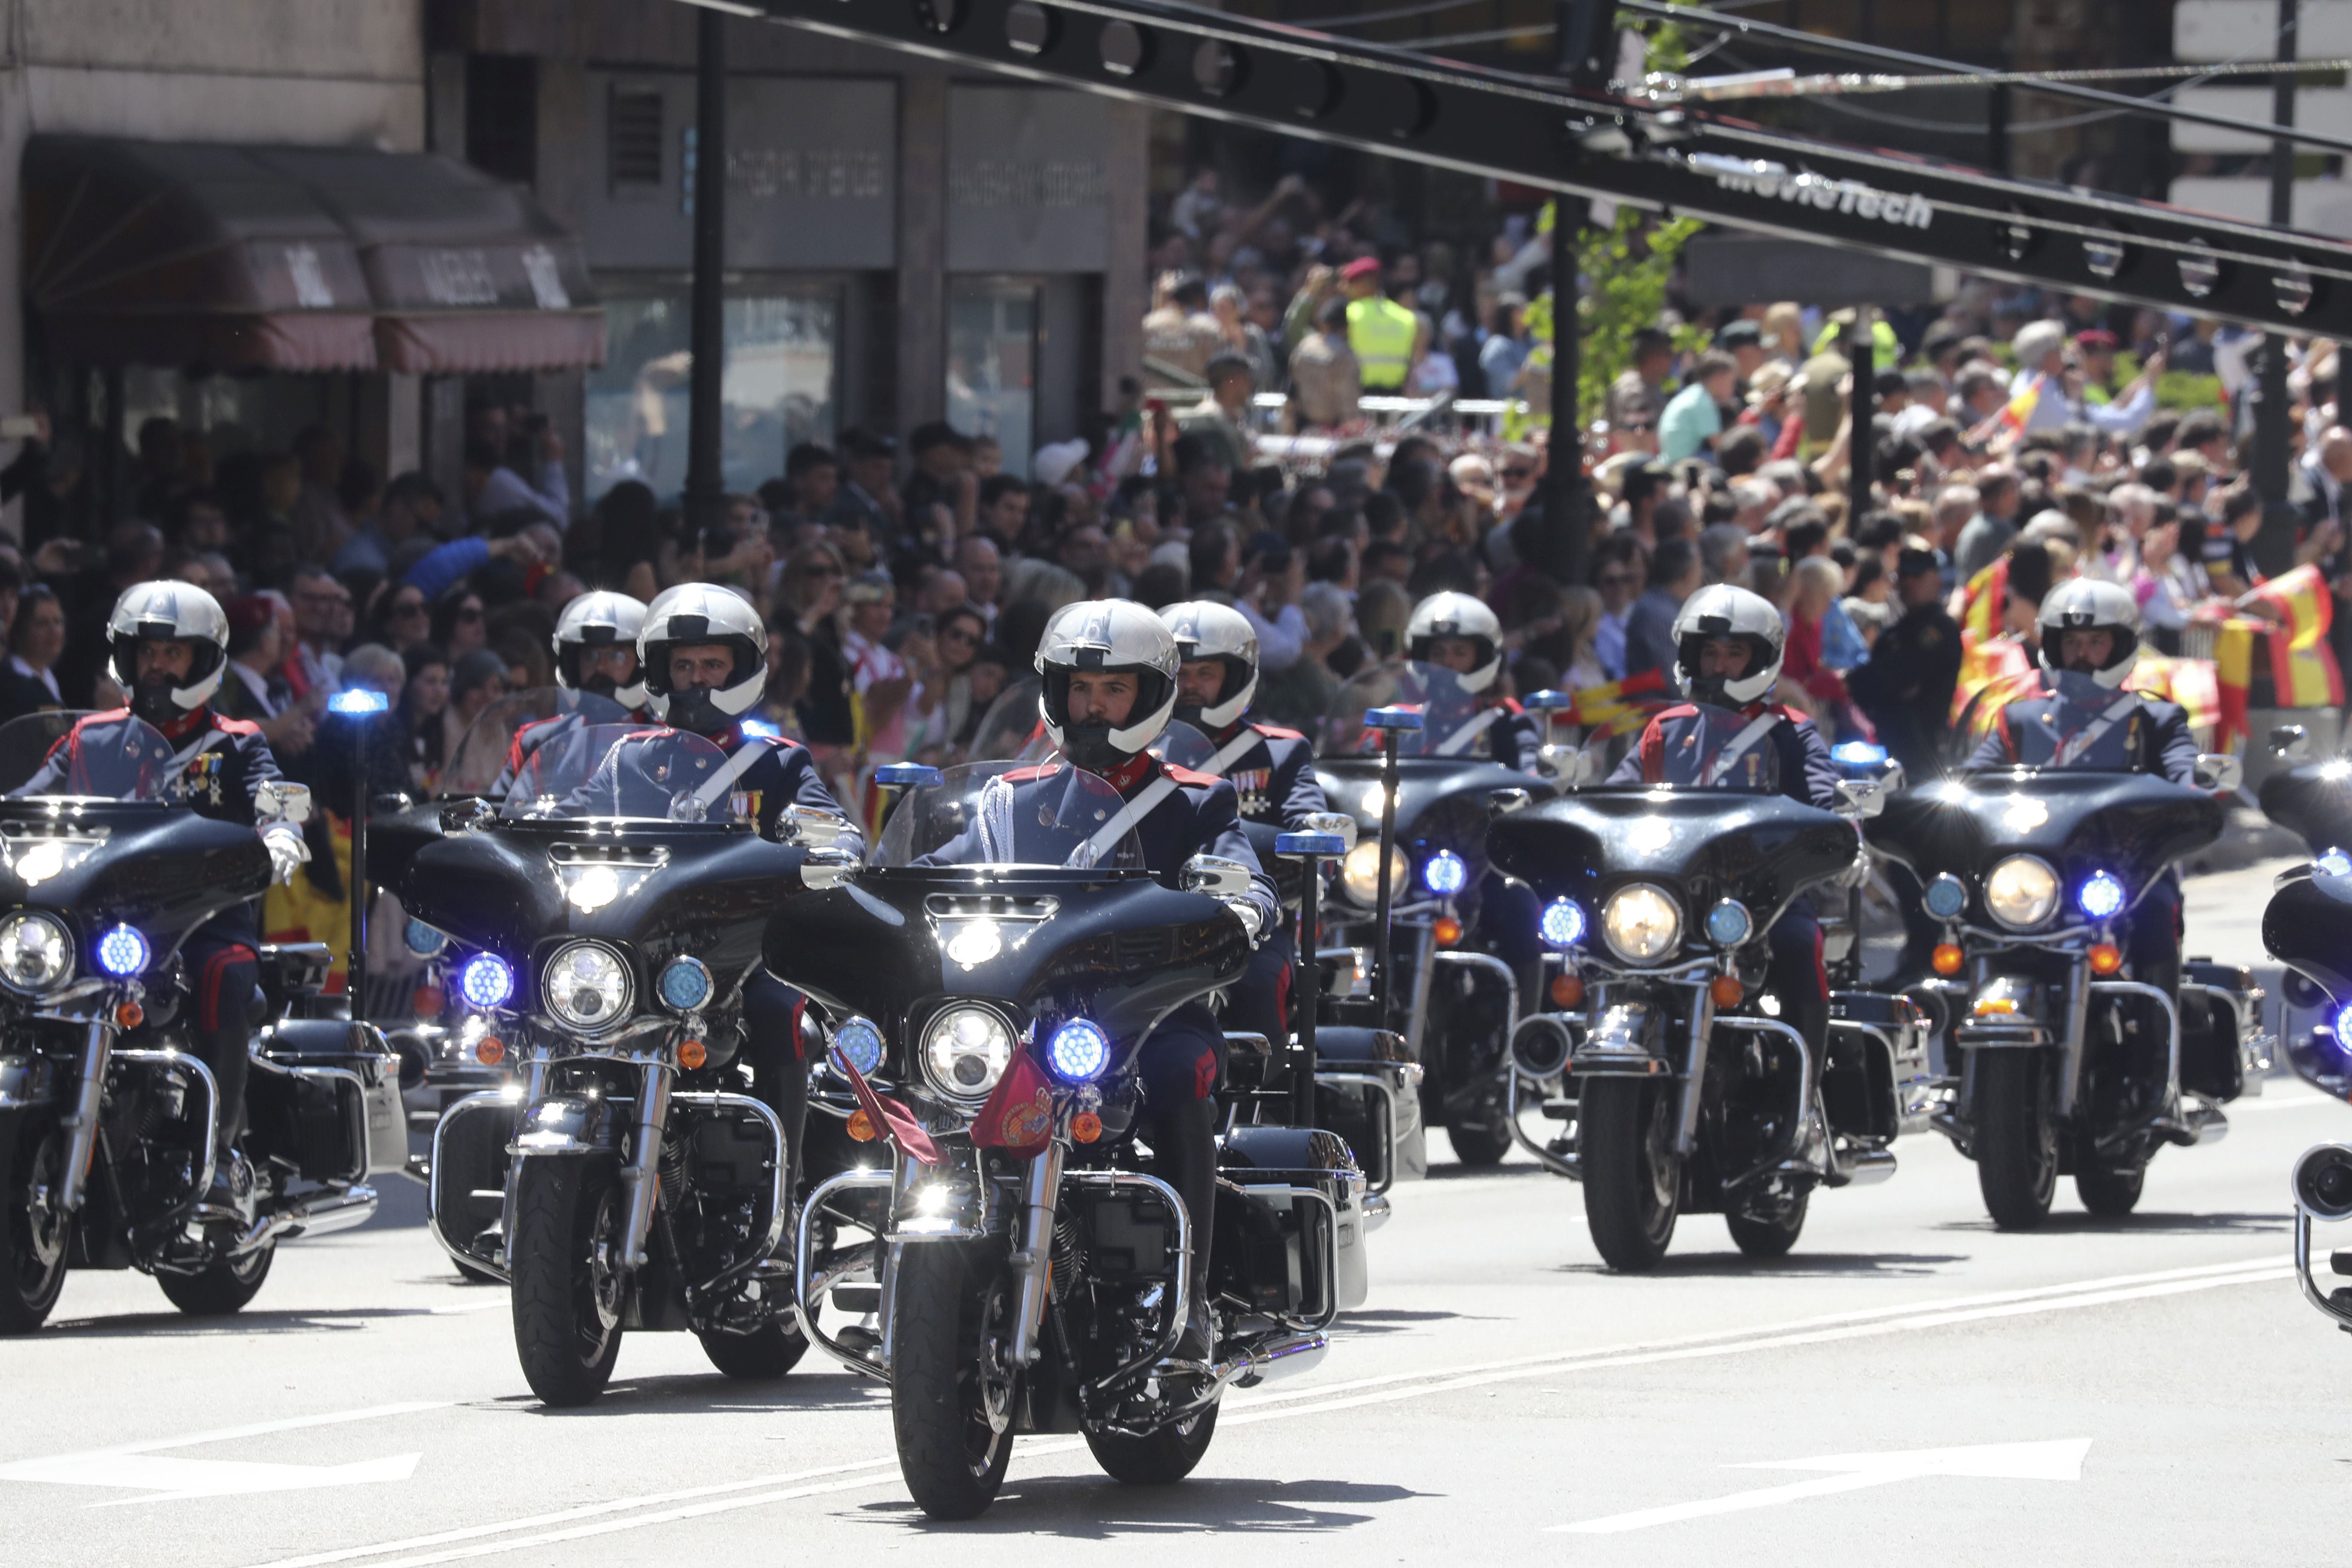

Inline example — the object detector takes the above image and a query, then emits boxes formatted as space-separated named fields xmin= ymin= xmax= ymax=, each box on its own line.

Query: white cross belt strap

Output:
xmin=1434 ymin=707 xmax=1504 ymax=756
xmin=2052 ymin=692 xmax=2140 ymax=766
xmin=170 ymin=729 xmax=226 ymax=775
xmin=1199 ymin=728 xmax=1266 ymax=779
xmin=1702 ymin=713 xmax=1782 ymax=786
xmin=692 ymin=736 xmax=778 ymax=810
xmin=1072 ymin=772 xmax=1179 ymax=868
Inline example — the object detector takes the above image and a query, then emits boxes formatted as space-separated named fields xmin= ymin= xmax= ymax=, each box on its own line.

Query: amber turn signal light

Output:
xmin=678 ymin=1038 xmax=707 ymax=1070
xmin=412 ymin=985 xmax=445 ymax=1020
xmin=114 ymin=1001 xmax=143 ymax=1029
xmin=1434 ymin=915 xmax=1463 ymax=947
xmin=846 ymin=1107 xmax=877 ymax=1142
xmin=1709 ymin=975 xmax=1745 ymax=1008
xmin=475 ymin=1036 xmax=505 ymax=1067
xmin=1072 ymin=1111 xmax=1103 ymax=1143
xmin=1932 ymin=943 xmax=1965 ymax=976
xmin=1550 ymin=974 xmax=1584 ymax=1008
xmin=2089 ymin=943 xmax=2123 ymax=975
xmin=1973 ymin=996 xmax=2019 ymax=1016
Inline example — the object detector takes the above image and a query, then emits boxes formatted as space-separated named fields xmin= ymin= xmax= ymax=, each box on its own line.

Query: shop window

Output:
xmin=947 ymin=279 xmax=1038 ymax=478
xmin=585 ymin=285 xmax=838 ymax=503
xmin=607 ymin=87 xmax=665 ymax=193
xmin=466 ymin=55 xmax=538 ymax=187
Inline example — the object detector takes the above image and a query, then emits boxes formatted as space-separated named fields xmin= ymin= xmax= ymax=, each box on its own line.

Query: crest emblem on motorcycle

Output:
xmin=997 ymin=1089 xmax=1053 ymax=1150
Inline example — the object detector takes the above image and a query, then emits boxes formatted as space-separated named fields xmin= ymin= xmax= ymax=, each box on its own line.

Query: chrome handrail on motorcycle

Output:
xmin=672 ymin=1091 xmax=793 ymax=1315
xmin=246 ymin=1054 xmax=373 ymax=1186
xmin=1504 ymin=1066 xmax=1580 ymax=1179
xmin=794 ymin=1165 xmax=895 ymax=1381
xmin=109 ymin=1047 xmax=218 ymax=1217
xmin=2295 ymin=1210 xmax=2352 ymax=1332
xmin=1712 ymin=1014 xmax=1822 ymax=1191
xmin=2086 ymin=978 xmax=2193 ymax=1148
xmin=1311 ymin=1071 xmax=1398 ymax=1191
xmin=1071 ymin=1169 xmax=1193 ymax=1400
xmin=426 ymin=1087 xmax=518 ymax=1282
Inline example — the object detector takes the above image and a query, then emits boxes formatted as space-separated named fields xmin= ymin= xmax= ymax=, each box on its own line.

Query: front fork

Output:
xmin=618 ymin=1062 xmax=672 ymax=1268
xmin=55 ymin=1021 xmax=111 ymax=1212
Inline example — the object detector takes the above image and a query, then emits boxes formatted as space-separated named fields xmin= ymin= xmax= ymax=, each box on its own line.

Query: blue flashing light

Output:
xmin=833 ymin=1016 xmax=885 ymax=1078
xmin=656 ymin=957 xmax=713 ymax=1013
xmin=876 ymin=762 xmax=944 ymax=788
xmin=1047 ymin=1018 xmax=1111 ymax=1081
xmin=1422 ymin=849 xmax=1469 ymax=896
xmin=2321 ymin=848 xmax=2352 ymax=878
xmin=328 ymin=688 xmax=390 ymax=715
xmin=1539 ymin=898 xmax=1586 ymax=949
xmin=2335 ymin=1003 xmax=2352 ymax=1045
xmin=737 ymin=718 xmax=781 ymax=740
xmin=2078 ymin=870 xmax=2127 ymax=921
xmin=95 ymin=925 xmax=148 ymax=977
xmin=1832 ymin=741 xmax=1888 ymax=766
xmin=459 ymin=952 xmax=514 ymax=1009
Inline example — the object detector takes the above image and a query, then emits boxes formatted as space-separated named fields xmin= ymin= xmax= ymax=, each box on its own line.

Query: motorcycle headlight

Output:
xmin=832 ymin=1015 xmax=886 ymax=1078
xmin=1923 ymin=873 xmax=1968 ymax=920
xmin=655 ymin=956 xmax=712 ymax=1013
xmin=1602 ymin=884 xmax=1682 ymax=965
xmin=542 ymin=941 xmax=634 ymax=1032
xmin=0 ymin=911 xmax=72 ymax=993
xmin=1985 ymin=855 xmax=2060 ymax=930
xmin=2077 ymin=869 xmax=2126 ymax=921
xmin=1047 ymin=1018 xmax=1111 ymax=1081
xmin=1539 ymin=897 xmax=1586 ymax=949
xmin=1703 ymin=899 xmax=1753 ymax=947
xmin=96 ymin=925 xmax=149 ymax=978
xmin=1341 ymin=842 xmax=1409 ymax=906
xmin=922 ymin=1005 xmax=1015 ymax=1103
xmin=459 ymin=952 xmax=514 ymax=1009
xmin=1421 ymin=850 xmax=1468 ymax=896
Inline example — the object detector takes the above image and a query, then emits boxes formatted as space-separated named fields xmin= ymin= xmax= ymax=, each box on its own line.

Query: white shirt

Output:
xmin=1238 ymin=600 xmax=1309 ymax=673
xmin=10 ymin=654 xmax=57 ymax=704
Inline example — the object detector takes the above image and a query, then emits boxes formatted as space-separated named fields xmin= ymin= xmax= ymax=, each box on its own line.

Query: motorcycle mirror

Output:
xmin=1181 ymin=853 xmax=1255 ymax=900
xmin=2271 ymin=724 xmax=2313 ymax=762
xmin=1302 ymin=810 xmax=1357 ymax=850
xmin=1488 ymin=787 xmax=1532 ymax=815
xmin=2294 ymin=1142 xmax=2352 ymax=1222
xmin=781 ymin=805 xmax=854 ymax=849
xmin=438 ymin=796 xmax=495 ymax=832
xmin=1834 ymin=778 xmax=1886 ymax=819
xmin=1536 ymin=744 xmax=1594 ymax=785
xmin=799 ymin=845 xmax=863 ymax=890
xmin=2193 ymin=752 xmax=2245 ymax=793
xmin=256 ymin=780 xmax=313 ymax=825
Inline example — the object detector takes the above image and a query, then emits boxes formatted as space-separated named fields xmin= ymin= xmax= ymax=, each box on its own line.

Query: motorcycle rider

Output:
xmin=1607 ymin=585 xmax=1840 ymax=1074
xmin=931 ymin=600 xmax=1278 ymax=1361
xmin=23 ymin=582 xmax=309 ymax=1221
xmin=1403 ymin=591 xmax=1542 ymax=770
xmin=1965 ymin=577 xmax=2196 ymax=1008
xmin=489 ymin=590 xmax=649 ymax=798
xmin=1160 ymin=600 xmax=1327 ymax=1044
xmin=634 ymin=582 xmax=860 ymax=1191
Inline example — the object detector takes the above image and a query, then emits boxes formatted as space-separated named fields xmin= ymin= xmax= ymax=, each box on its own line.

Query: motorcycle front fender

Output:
xmin=509 ymin=1093 xmax=620 ymax=1157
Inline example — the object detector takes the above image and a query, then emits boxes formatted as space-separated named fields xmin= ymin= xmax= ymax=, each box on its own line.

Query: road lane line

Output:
xmin=2226 ymin=1093 xmax=2344 ymax=1114
xmin=8 ymin=1404 xmax=448 ymax=1469
xmin=243 ymin=1256 xmax=2288 ymax=1567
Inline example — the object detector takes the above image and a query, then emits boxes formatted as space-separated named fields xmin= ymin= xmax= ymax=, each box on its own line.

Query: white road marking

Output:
xmin=0 ymin=1403 xmax=444 ymax=1504
xmin=242 ymin=1259 xmax=2282 ymax=1568
xmin=1552 ymin=1438 xmax=2093 ymax=1534
xmin=2226 ymin=1091 xmax=2345 ymax=1114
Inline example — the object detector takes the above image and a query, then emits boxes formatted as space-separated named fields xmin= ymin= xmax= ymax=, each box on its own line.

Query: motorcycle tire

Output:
xmin=2074 ymin=1161 xmax=2145 ymax=1217
xmin=1087 ymin=1402 xmax=1220 ymax=1485
xmin=1 ymin=1122 xmax=70 ymax=1333
xmin=890 ymin=1240 xmax=1016 ymax=1520
xmin=1725 ymin=1186 xmax=1810 ymax=1259
xmin=1580 ymin=1076 xmax=1680 ymax=1272
xmin=509 ymin=1157 xmax=625 ymax=1407
xmin=698 ymin=1315 xmax=811 ymax=1380
xmin=455 ymin=1260 xmax=502 ymax=1286
xmin=1973 ymin=1050 xmax=2058 ymax=1231
xmin=157 ymin=1243 xmax=274 ymax=1316
xmin=1445 ymin=1117 xmax=1512 ymax=1168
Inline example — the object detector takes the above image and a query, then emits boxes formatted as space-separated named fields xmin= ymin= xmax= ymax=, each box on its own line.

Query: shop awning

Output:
xmin=24 ymin=136 xmax=604 ymax=374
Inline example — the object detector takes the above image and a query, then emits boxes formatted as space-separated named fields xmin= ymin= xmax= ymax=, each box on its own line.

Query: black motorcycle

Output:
xmin=2265 ymin=854 xmax=2352 ymax=1330
xmin=1871 ymin=752 xmax=2268 ymax=1228
xmin=0 ymin=713 xmax=400 ymax=1329
xmin=403 ymin=723 xmax=849 ymax=1404
xmin=1314 ymin=662 xmax=1541 ymax=1167
xmin=2256 ymin=724 xmax=2352 ymax=1044
xmin=1486 ymin=713 xmax=1924 ymax=1270
xmin=771 ymin=759 xmax=1368 ymax=1519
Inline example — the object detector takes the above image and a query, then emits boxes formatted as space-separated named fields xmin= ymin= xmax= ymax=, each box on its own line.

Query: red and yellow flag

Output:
xmin=1564 ymin=667 xmax=1668 ymax=728
xmin=2244 ymin=562 xmax=2346 ymax=710
xmin=1957 ymin=557 xmax=2008 ymax=648
xmin=1951 ymin=635 xmax=2036 ymax=730
xmin=2125 ymin=652 xmax=2222 ymax=743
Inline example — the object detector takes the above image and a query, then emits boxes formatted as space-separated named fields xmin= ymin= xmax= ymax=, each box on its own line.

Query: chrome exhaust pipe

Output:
xmin=1839 ymin=1147 xmax=1898 ymax=1186
xmin=1510 ymin=1014 xmax=1574 ymax=1080
xmin=1223 ymin=1329 xmax=1329 ymax=1389
xmin=229 ymin=1184 xmax=379 ymax=1254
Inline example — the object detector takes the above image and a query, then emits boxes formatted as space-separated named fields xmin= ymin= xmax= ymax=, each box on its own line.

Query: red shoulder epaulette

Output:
xmin=1250 ymin=722 xmax=1306 ymax=741
xmin=1164 ymin=763 xmax=1223 ymax=787
xmin=1001 ymin=763 xmax=1060 ymax=783
xmin=1769 ymin=704 xmax=1815 ymax=729
xmin=211 ymin=716 xmax=262 ymax=737
xmin=1653 ymin=703 xmax=1699 ymax=723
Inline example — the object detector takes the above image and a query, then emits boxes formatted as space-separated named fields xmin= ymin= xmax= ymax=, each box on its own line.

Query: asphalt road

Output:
xmin=9 ymin=858 xmax=2349 ymax=1567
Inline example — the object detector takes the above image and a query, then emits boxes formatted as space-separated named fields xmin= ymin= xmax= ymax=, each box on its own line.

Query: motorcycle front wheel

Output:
xmin=1725 ymin=1183 xmax=1810 ymax=1259
xmin=1 ymin=1122 xmax=70 ymax=1332
xmin=1973 ymin=1050 xmax=2058 ymax=1230
xmin=509 ymin=1157 xmax=625 ymax=1406
xmin=698 ymin=1314 xmax=810 ymax=1380
xmin=2074 ymin=1159 xmax=2145 ymax=1216
xmin=1581 ymin=1076 xmax=1680 ymax=1271
xmin=891 ymin=1240 xmax=1016 ymax=1520
xmin=157 ymin=1242 xmax=274 ymax=1316
xmin=1087 ymin=1402 xmax=1220 ymax=1484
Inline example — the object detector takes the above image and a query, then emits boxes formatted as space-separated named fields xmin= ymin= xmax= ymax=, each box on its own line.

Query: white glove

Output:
xmin=265 ymin=827 xmax=309 ymax=885
xmin=1222 ymin=897 xmax=1266 ymax=949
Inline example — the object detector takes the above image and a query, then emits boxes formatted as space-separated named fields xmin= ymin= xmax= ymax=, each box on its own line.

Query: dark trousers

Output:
xmin=1228 ymin=929 xmax=1295 ymax=1044
xmin=184 ymin=916 xmax=259 ymax=1150
xmin=742 ymin=971 xmax=809 ymax=1190
xmin=2125 ymin=872 xmax=2184 ymax=1021
xmin=1137 ymin=1001 xmax=1224 ymax=1294
xmin=1765 ymin=902 xmax=1830 ymax=1070
xmin=1483 ymin=873 xmax=1543 ymax=1008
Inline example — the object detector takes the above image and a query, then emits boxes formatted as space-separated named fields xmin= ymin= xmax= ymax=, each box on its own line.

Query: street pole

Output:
xmin=686 ymin=6 xmax=728 ymax=540
xmin=1987 ymin=84 xmax=2011 ymax=177
xmin=1545 ymin=0 xmax=1608 ymax=588
xmin=1847 ymin=307 xmax=1874 ymax=528
xmin=2254 ymin=0 xmax=2301 ymax=576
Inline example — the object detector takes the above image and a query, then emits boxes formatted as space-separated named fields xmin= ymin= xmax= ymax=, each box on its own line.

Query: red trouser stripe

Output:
xmin=199 ymin=944 xmax=257 ymax=1032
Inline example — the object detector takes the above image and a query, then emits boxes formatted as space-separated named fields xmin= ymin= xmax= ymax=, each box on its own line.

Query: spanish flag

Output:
xmin=1951 ymin=636 xmax=2038 ymax=732
xmin=2244 ymin=562 xmax=2346 ymax=710
xmin=2125 ymin=652 xmax=2222 ymax=745
xmin=1565 ymin=667 xmax=1668 ymax=728
xmin=1958 ymin=557 xmax=2008 ymax=647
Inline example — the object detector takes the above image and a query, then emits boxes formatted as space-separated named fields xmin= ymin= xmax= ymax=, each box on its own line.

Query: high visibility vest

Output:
xmin=1348 ymin=297 xmax=1417 ymax=391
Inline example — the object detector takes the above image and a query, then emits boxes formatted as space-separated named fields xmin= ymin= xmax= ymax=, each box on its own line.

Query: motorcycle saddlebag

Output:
xmin=1215 ymin=1124 xmax=1368 ymax=1317
xmin=2180 ymin=960 xmax=2261 ymax=1103
xmin=250 ymin=1018 xmax=405 ymax=1179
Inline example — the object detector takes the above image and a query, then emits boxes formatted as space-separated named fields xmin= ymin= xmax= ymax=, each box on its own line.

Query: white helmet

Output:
xmin=637 ymin=583 xmax=766 ymax=732
xmin=2037 ymin=576 xmax=2141 ymax=689
xmin=107 ymin=580 xmax=229 ymax=726
xmin=1037 ymin=600 xmax=1179 ymax=772
xmin=1406 ymin=590 xmax=1502 ymax=693
xmin=1159 ymin=600 xmax=1260 ymax=732
xmin=554 ymin=591 xmax=649 ymax=710
xmin=1671 ymin=584 xmax=1785 ymax=709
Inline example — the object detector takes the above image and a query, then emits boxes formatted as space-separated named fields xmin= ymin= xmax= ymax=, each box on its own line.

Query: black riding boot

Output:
xmin=1153 ymin=1096 xmax=1220 ymax=1363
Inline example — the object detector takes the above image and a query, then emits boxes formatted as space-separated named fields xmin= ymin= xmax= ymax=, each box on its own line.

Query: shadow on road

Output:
xmin=1423 ymin=1162 xmax=1550 ymax=1182
xmin=856 ymin=1476 xmax=1433 ymax=1535
xmin=1552 ymin=1251 xmax=1966 ymax=1278
xmin=1934 ymin=1210 xmax=2288 ymax=1236
xmin=481 ymin=1370 xmax=888 ymax=1417
xmin=38 ymin=1305 xmax=450 ymax=1336
xmin=1335 ymin=1308 xmax=1506 ymax=1334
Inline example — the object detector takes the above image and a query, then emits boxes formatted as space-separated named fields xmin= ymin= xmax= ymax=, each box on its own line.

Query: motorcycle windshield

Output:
xmin=500 ymin=723 xmax=737 ymax=823
xmin=876 ymin=760 xmax=1146 ymax=870
xmin=1868 ymin=769 xmax=2223 ymax=886
xmin=0 ymin=711 xmax=178 ymax=801
xmin=1318 ymin=662 xmax=1491 ymax=759
xmin=442 ymin=688 xmax=632 ymax=797
xmin=1150 ymin=720 xmax=1219 ymax=772
xmin=964 ymin=675 xmax=1053 ymax=765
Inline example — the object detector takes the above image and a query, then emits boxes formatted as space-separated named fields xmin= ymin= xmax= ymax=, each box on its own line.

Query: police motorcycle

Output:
xmin=1487 ymin=601 xmax=1917 ymax=1271
xmin=774 ymin=601 xmax=1366 ymax=1519
xmin=2255 ymin=724 xmax=2352 ymax=1047
xmin=1874 ymin=581 xmax=2265 ymax=1230
xmin=0 ymin=710 xmax=401 ymax=1329
xmin=406 ymin=720 xmax=847 ymax=1403
xmin=2263 ymin=854 xmax=2352 ymax=1330
xmin=1314 ymin=657 xmax=1541 ymax=1167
